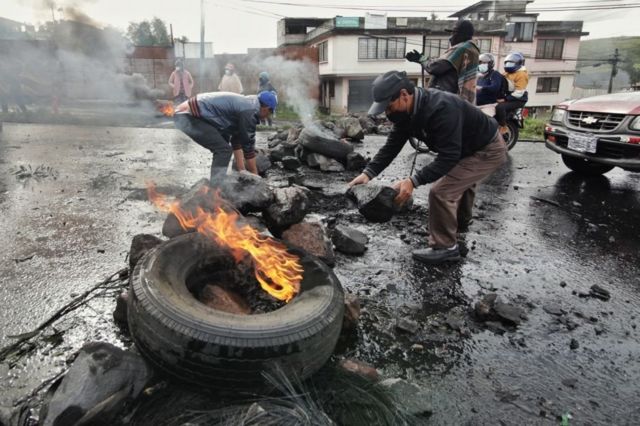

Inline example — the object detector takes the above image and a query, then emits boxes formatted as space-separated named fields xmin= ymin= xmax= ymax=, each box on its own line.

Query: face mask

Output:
xmin=449 ymin=33 xmax=463 ymax=46
xmin=225 ymin=69 xmax=232 ymax=75
xmin=387 ymin=111 xmax=410 ymax=124
xmin=478 ymin=64 xmax=489 ymax=73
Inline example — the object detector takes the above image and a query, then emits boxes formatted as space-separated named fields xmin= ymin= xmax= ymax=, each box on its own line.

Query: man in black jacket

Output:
xmin=348 ymin=70 xmax=507 ymax=264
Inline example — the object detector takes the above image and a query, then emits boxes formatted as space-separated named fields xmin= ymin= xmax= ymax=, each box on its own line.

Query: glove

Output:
xmin=405 ymin=49 xmax=425 ymax=64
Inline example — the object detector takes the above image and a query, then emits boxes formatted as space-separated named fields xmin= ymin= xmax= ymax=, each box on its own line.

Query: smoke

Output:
xmin=251 ymin=55 xmax=319 ymax=128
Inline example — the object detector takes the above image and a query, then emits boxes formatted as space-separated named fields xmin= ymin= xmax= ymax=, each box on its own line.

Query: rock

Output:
xmin=294 ymin=145 xmax=312 ymax=163
xmin=320 ymin=158 xmax=345 ymax=172
xmin=332 ymin=225 xmax=368 ymax=255
xmin=343 ymin=293 xmax=361 ymax=331
xmin=220 ymin=171 xmax=273 ymax=214
xmin=282 ymin=222 xmax=335 ymax=267
xmin=299 ymin=127 xmax=354 ymax=162
xmin=411 ymin=344 xmax=425 ymax=352
xmin=543 ymin=303 xmax=566 ymax=316
xmin=255 ymin=150 xmax=273 ymax=175
xmin=379 ymin=378 xmax=433 ymax=418
xmin=346 ymin=184 xmax=398 ymax=223
xmin=339 ymin=117 xmax=364 ymax=140
xmin=346 ymin=152 xmax=368 ymax=171
xmin=338 ymin=359 xmax=379 ymax=381
xmin=396 ymin=317 xmax=419 ymax=334
xmin=286 ymin=126 xmax=303 ymax=144
xmin=392 ymin=195 xmax=414 ymax=213
xmin=589 ymin=285 xmax=611 ymax=301
xmin=474 ymin=293 xmax=498 ymax=321
xmin=570 ymin=338 xmax=580 ymax=350
xmin=358 ymin=115 xmax=377 ymax=134
xmin=113 ymin=291 xmax=129 ymax=325
xmin=263 ymin=186 xmax=310 ymax=232
xmin=129 ymin=234 xmax=163 ymax=270
xmin=445 ymin=313 xmax=465 ymax=332
xmin=377 ymin=124 xmax=393 ymax=135
xmin=281 ymin=156 xmax=301 ymax=171
xmin=199 ymin=285 xmax=251 ymax=315
xmin=161 ymin=179 xmax=214 ymax=238
xmin=561 ymin=378 xmax=578 ymax=388
xmin=269 ymin=144 xmax=296 ymax=162
xmin=493 ymin=300 xmax=524 ymax=326
xmin=41 ymin=342 xmax=152 ymax=426
xmin=485 ymin=321 xmax=509 ymax=335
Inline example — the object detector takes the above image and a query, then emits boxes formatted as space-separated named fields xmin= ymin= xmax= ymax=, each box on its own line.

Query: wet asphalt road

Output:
xmin=0 ymin=122 xmax=639 ymax=424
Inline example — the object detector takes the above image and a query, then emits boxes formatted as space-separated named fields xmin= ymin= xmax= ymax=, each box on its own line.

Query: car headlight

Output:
xmin=550 ymin=108 xmax=566 ymax=123
xmin=630 ymin=116 xmax=640 ymax=131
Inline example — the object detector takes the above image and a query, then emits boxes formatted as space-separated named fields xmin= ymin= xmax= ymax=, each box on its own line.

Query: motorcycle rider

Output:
xmin=476 ymin=53 xmax=506 ymax=111
xmin=405 ymin=20 xmax=479 ymax=104
xmin=496 ymin=52 xmax=529 ymax=133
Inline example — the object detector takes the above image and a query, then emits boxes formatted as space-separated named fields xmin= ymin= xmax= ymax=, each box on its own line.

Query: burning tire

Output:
xmin=127 ymin=233 xmax=344 ymax=387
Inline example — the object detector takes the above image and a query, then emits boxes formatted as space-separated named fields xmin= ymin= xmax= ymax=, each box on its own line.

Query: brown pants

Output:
xmin=428 ymin=133 xmax=507 ymax=248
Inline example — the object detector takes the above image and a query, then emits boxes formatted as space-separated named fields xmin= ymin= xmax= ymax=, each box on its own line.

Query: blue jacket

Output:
xmin=187 ymin=92 xmax=260 ymax=157
xmin=476 ymin=70 xmax=504 ymax=106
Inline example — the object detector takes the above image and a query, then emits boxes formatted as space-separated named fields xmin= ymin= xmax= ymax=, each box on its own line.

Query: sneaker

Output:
xmin=412 ymin=246 xmax=461 ymax=265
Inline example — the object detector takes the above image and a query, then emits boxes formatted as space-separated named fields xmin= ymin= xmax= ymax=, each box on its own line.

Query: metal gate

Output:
xmin=348 ymin=79 xmax=374 ymax=113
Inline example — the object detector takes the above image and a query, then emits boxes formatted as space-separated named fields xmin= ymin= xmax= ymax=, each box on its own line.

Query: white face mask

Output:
xmin=478 ymin=64 xmax=489 ymax=73
xmin=225 ymin=69 xmax=232 ymax=75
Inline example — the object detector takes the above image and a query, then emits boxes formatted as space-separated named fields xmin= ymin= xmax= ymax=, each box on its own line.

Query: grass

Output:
xmin=521 ymin=117 xmax=546 ymax=141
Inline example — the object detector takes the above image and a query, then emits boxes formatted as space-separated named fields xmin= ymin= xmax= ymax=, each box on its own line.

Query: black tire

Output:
xmin=561 ymin=154 xmax=614 ymax=176
xmin=503 ymin=121 xmax=519 ymax=150
xmin=128 ymin=233 xmax=344 ymax=387
xmin=408 ymin=137 xmax=431 ymax=153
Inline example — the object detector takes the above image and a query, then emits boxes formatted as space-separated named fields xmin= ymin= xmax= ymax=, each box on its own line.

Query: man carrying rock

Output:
xmin=174 ymin=91 xmax=277 ymax=184
xmin=348 ymin=70 xmax=506 ymax=265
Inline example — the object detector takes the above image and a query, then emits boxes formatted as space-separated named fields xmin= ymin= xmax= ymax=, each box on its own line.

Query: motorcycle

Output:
xmin=409 ymin=108 xmax=524 ymax=153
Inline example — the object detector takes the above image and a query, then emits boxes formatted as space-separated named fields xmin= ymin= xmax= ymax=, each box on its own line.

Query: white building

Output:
xmin=277 ymin=1 xmax=587 ymax=114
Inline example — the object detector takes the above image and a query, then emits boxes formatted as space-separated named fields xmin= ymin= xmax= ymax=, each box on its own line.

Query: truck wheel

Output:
xmin=561 ymin=154 xmax=614 ymax=176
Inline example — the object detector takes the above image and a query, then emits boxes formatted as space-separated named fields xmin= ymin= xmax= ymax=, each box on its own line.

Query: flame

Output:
xmin=157 ymin=102 xmax=174 ymax=117
xmin=147 ymin=183 xmax=302 ymax=302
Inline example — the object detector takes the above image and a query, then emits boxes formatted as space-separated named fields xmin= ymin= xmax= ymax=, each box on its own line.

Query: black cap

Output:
xmin=445 ymin=19 xmax=474 ymax=38
xmin=368 ymin=70 xmax=413 ymax=116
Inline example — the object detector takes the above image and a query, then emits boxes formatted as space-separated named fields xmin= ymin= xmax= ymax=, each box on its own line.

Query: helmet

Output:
xmin=478 ymin=53 xmax=495 ymax=71
xmin=504 ymin=52 xmax=525 ymax=73
xmin=258 ymin=90 xmax=278 ymax=111
xmin=259 ymin=71 xmax=269 ymax=81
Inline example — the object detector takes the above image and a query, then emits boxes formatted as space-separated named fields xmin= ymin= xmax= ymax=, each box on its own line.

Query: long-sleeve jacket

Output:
xmin=258 ymin=81 xmax=276 ymax=94
xmin=186 ymin=92 xmax=260 ymax=158
xmin=363 ymin=88 xmax=499 ymax=186
xmin=421 ymin=40 xmax=479 ymax=104
xmin=476 ymin=70 xmax=505 ymax=106
xmin=218 ymin=73 xmax=243 ymax=94
xmin=504 ymin=67 xmax=529 ymax=102
xmin=168 ymin=69 xmax=194 ymax=97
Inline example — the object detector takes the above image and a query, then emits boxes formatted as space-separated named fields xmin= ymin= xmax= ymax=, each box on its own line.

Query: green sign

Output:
xmin=335 ymin=17 xmax=360 ymax=28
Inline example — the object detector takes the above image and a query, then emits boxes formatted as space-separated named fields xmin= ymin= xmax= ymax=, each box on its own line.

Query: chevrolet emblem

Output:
xmin=581 ymin=116 xmax=599 ymax=125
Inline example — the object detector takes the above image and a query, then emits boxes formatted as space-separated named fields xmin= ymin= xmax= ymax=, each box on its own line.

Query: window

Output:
xmin=475 ymin=38 xmax=492 ymax=54
xmin=536 ymin=39 xmax=564 ymax=60
xmin=537 ymin=77 xmax=560 ymax=93
xmin=358 ymin=37 xmax=406 ymax=59
xmin=424 ymin=39 xmax=449 ymax=59
xmin=505 ymin=22 xmax=535 ymax=42
xmin=318 ymin=41 xmax=328 ymax=63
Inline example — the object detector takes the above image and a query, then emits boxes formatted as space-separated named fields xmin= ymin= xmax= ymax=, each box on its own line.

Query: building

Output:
xmin=277 ymin=1 xmax=587 ymax=114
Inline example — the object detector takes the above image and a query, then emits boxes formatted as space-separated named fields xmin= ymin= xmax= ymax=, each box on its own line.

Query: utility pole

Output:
xmin=608 ymin=48 xmax=620 ymax=94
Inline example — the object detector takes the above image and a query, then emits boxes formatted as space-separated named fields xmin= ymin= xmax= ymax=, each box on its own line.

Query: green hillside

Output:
xmin=577 ymin=37 xmax=640 ymax=87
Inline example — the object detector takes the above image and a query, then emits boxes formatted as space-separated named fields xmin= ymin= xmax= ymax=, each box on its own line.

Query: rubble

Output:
xmin=338 ymin=359 xmax=380 ymax=381
xmin=338 ymin=117 xmax=365 ymax=141
xmin=347 ymin=184 xmax=399 ymax=223
xmin=282 ymin=222 xmax=336 ymax=267
xmin=332 ymin=225 xmax=368 ymax=255
xmin=589 ymin=285 xmax=611 ymax=301
xmin=281 ymin=156 xmax=301 ymax=171
xmin=346 ymin=152 xmax=368 ymax=171
xmin=220 ymin=171 xmax=273 ymax=214
xmin=395 ymin=317 xmax=419 ymax=334
xmin=343 ymin=292 xmax=361 ymax=331
xmin=263 ymin=186 xmax=310 ymax=231
xmin=299 ymin=127 xmax=354 ymax=162
xmin=113 ymin=291 xmax=129 ymax=325
xmin=473 ymin=293 xmax=526 ymax=327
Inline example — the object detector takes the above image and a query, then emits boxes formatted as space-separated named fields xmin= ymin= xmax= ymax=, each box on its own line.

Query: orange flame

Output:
xmin=158 ymin=102 xmax=174 ymax=117
xmin=147 ymin=183 xmax=302 ymax=302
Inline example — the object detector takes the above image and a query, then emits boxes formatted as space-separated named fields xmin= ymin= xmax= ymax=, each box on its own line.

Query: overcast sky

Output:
xmin=4 ymin=0 xmax=640 ymax=53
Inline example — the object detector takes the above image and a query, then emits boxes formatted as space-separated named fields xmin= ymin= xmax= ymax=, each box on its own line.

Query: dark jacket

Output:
xmin=363 ymin=88 xmax=499 ymax=186
xmin=476 ymin=70 xmax=505 ymax=106
xmin=258 ymin=81 xmax=276 ymax=94
xmin=187 ymin=92 xmax=260 ymax=156
xmin=423 ymin=40 xmax=479 ymax=104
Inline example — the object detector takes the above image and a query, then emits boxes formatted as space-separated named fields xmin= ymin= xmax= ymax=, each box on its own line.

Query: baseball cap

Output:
xmin=445 ymin=19 xmax=474 ymax=38
xmin=367 ymin=70 xmax=413 ymax=116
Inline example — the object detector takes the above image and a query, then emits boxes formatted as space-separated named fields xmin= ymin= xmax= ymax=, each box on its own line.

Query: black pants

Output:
xmin=495 ymin=100 xmax=526 ymax=126
xmin=174 ymin=113 xmax=232 ymax=184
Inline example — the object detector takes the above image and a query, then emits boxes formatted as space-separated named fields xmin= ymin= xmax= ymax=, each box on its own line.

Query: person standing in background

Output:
xmin=257 ymin=71 xmax=276 ymax=126
xmin=218 ymin=63 xmax=243 ymax=94
xmin=168 ymin=59 xmax=194 ymax=105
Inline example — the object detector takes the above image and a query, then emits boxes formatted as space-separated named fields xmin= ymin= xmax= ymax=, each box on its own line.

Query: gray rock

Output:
xmin=281 ymin=156 xmax=302 ymax=171
xmin=543 ymin=304 xmax=566 ymax=316
xmin=294 ymin=144 xmax=312 ymax=164
xmin=379 ymin=378 xmax=433 ymax=418
xmin=589 ymin=285 xmax=611 ymax=301
xmin=474 ymin=293 xmax=498 ymax=321
xmin=269 ymin=144 xmax=296 ymax=162
xmin=220 ymin=171 xmax=274 ymax=214
xmin=346 ymin=152 xmax=368 ymax=171
xmin=320 ymin=158 xmax=345 ymax=173
xmin=113 ymin=291 xmax=129 ymax=325
xmin=494 ymin=300 xmax=524 ymax=326
xmin=263 ymin=186 xmax=310 ymax=231
xmin=299 ymin=127 xmax=354 ymax=162
xmin=347 ymin=184 xmax=398 ymax=223
xmin=161 ymin=179 xmax=214 ymax=238
xmin=343 ymin=292 xmax=361 ymax=331
xmin=339 ymin=117 xmax=365 ymax=140
xmin=377 ymin=124 xmax=393 ymax=135
xmin=255 ymin=150 xmax=273 ymax=175
xmin=41 ymin=342 xmax=152 ymax=426
xmin=358 ymin=115 xmax=377 ymax=134
xmin=396 ymin=317 xmax=419 ymax=334
xmin=332 ymin=225 xmax=368 ymax=255
xmin=129 ymin=234 xmax=163 ymax=270
xmin=570 ymin=338 xmax=580 ymax=350
xmin=307 ymin=152 xmax=328 ymax=168
xmin=286 ymin=126 xmax=303 ymax=144
xmin=282 ymin=222 xmax=335 ymax=267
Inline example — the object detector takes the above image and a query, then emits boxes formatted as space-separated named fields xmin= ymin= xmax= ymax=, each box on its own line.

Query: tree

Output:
xmin=127 ymin=17 xmax=171 ymax=46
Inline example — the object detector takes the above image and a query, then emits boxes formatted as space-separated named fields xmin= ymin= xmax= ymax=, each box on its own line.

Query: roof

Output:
xmin=449 ymin=0 xmax=535 ymax=18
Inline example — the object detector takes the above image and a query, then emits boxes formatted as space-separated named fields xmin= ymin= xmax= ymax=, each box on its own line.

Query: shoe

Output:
xmin=499 ymin=125 xmax=508 ymax=134
xmin=412 ymin=246 xmax=461 ymax=265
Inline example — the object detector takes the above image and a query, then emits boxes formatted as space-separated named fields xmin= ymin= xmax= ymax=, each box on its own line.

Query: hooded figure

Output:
xmin=405 ymin=20 xmax=479 ymax=104
xmin=218 ymin=63 xmax=243 ymax=94
xmin=168 ymin=59 xmax=194 ymax=104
